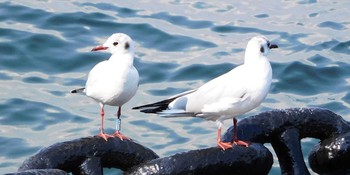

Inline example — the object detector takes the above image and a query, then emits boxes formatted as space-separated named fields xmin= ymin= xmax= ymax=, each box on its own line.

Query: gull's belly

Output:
xmin=86 ymin=67 xmax=139 ymax=106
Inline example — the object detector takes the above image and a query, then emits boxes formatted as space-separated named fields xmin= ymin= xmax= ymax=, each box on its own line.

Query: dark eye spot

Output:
xmin=260 ymin=46 xmax=264 ymax=53
xmin=125 ymin=42 xmax=130 ymax=50
xmin=113 ymin=42 xmax=118 ymax=46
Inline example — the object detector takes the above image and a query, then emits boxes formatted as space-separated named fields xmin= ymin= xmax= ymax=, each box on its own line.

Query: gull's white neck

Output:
xmin=108 ymin=52 xmax=134 ymax=66
xmin=244 ymin=48 xmax=268 ymax=66
xmin=242 ymin=47 xmax=271 ymax=79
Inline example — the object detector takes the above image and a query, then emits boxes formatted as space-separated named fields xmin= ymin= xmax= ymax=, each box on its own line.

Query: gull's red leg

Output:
xmin=217 ymin=122 xmax=233 ymax=150
xmin=233 ymin=118 xmax=249 ymax=147
xmin=113 ymin=106 xmax=131 ymax=141
xmin=96 ymin=106 xmax=113 ymax=141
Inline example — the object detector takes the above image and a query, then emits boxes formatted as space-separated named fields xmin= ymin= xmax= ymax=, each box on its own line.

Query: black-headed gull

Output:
xmin=72 ymin=33 xmax=139 ymax=141
xmin=133 ymin=36 xmax=278 ymax=150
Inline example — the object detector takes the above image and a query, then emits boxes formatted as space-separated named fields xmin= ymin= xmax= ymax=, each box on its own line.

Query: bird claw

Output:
xmin=96 ymin=132 xmax=113 ymax=141
xmin=217 ymin=141 xmax=233 ymax=150
xmin=234 ymin=140 xmax=250 ymax=147
xmin=113 ymin=131 xmax=131 ymax=141
xmin=217 ymin=140 xmax=250 ymax=150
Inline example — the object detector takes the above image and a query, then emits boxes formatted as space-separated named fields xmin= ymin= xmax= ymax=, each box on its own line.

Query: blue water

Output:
xmin=1 ymin=1 xmax=350 ymax=174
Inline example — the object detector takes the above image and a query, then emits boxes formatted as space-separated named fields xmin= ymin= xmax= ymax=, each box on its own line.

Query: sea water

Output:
xmin=0 ymin=1 xmax=349 ymax=174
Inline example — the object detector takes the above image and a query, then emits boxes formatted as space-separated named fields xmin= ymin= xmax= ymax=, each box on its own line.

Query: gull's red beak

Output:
xmin=91 ymin=45 xmax=108 ymax=51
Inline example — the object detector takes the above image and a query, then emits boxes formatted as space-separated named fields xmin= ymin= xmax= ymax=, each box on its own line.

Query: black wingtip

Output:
xmin=269 ymin=44 xmax=278 ymax=49
xmin=132 ymin=105 xmax=162 ymax=113
xmin=132 ymin=98 xmax=176 ymax=113
xmin=71 ymin=88 xmax=85 ymax=94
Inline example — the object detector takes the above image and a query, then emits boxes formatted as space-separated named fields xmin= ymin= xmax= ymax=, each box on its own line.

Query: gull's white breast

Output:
xmin=85 ymin=59 xmax=139 ymax=106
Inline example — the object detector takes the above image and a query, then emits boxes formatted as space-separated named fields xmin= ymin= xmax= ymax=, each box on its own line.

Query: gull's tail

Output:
xmin=132 ymin=99 xmax=195 ymax=117
xmin=132 ymin=98 xmax=176 ymax=113
xmin=71 ymin=88 xmax=85 ymax=93
xmin=132 ymin=89 xmax=197 ymax=117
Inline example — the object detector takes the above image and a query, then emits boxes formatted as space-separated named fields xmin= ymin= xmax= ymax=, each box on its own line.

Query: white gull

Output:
xmin=72 ymin=33 xmax=139 ymax=141
xmin=133 ymin=36 xmax=278 ymax=150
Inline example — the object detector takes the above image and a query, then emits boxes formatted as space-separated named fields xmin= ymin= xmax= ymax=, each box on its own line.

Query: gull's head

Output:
xmin=245 ymin=36 xmax=278 ymax=57
xmin=91 ymin=33 xmax=135 ymax=55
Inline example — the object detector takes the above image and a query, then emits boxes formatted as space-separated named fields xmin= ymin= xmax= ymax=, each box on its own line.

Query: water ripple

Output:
xmin=146 ymin=12 xmax=213 ymax=29
xmin=136 ymin=59 xmax=179 ymax=84
xmin=130 ymin=120 xmax=190 ymax=150
xmin=169 ymin=63 xmax=234 ymax=82
xmin=147 ymin=87 xmax=190 ymax=97
xmin=331 ymin=40 xmax=350 ymax=54
xmin=0 ymin=2 xmax=48 ymax=25
xmin=0 ymin=136 xmax=40 ymax=159
xmin=273 ymin=60 xmax=350 ymax=95
xmin=0 ymin=98 xmax=90 ymax=131
xmin=1 ymin=1 xmax=350 ymax=174
xmin=78 ymin=2 xmax=141 ymax=18
xmin=212 ymin=25 xmax=275 ymax=35
xmin=318 ymin=21 xmax=347 ymax=30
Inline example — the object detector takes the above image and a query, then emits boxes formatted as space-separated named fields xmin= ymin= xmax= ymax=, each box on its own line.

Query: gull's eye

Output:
xmin=113 ymin=42 xmax=119 ymax=46
xmin=260 ymin=46 xmax=264 ymax=53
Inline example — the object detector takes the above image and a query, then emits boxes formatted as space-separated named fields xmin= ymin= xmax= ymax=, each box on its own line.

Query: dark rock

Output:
xmin=223 ymin=108 xmax=350 ymax=175
xmin=79 ymin=157 xmax=102 ymax=175
xmin=126 ymin=143 xmax=273 ymax=175
xmin=5 ymin=169 xmax=67 ymax=175
xmin=271 ymin=128 xmax=309 ymax=175
xmin=18 ymin=136 xmax=159 ymax=173
xmin=224 ymin=108 xmax=350 ymax=144
xmin=309 ymin=132 xmax=350 ymax=174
